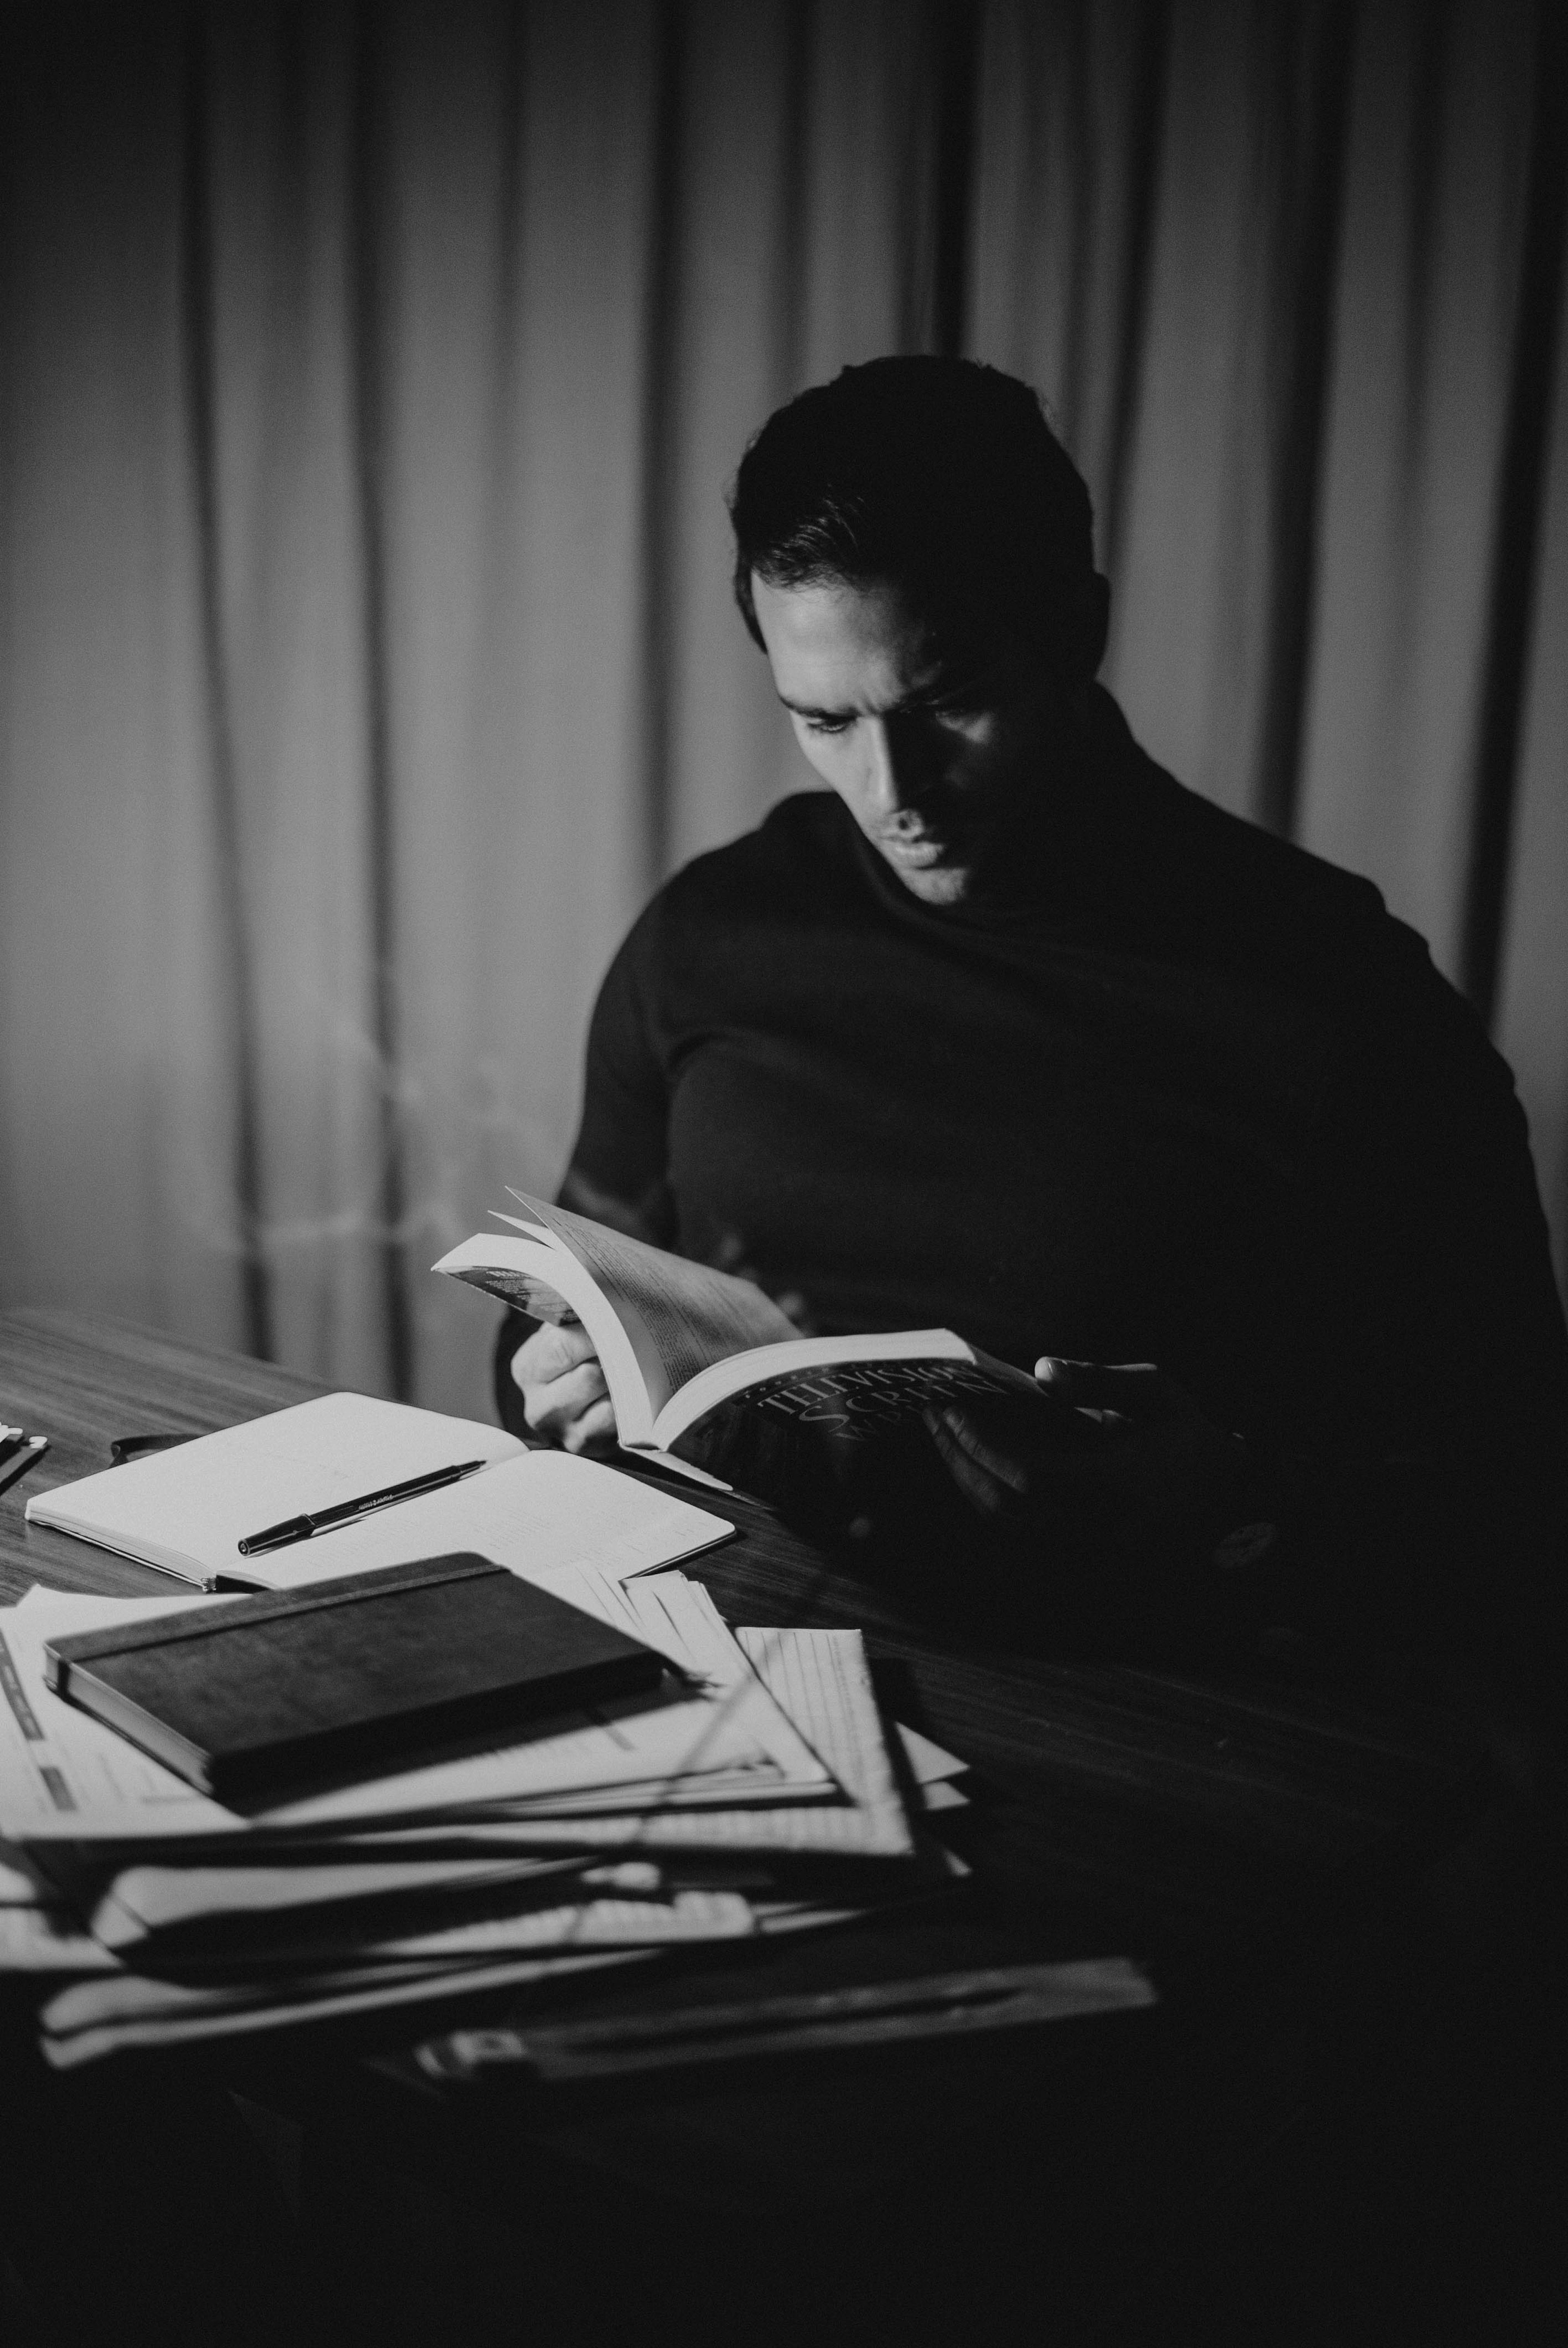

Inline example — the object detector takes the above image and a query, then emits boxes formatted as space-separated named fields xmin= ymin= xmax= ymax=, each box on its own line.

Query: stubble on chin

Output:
xmin=882 ymin=847 xmax=975 ymax=906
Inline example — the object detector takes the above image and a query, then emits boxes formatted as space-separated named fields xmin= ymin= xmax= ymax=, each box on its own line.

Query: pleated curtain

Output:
xmin=2 ymin=0 xmax=1563 ymax=1418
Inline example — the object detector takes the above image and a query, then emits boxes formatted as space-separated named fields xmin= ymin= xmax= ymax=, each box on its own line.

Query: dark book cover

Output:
xmin=43 ymin=1552 xmax=669 ymax=1803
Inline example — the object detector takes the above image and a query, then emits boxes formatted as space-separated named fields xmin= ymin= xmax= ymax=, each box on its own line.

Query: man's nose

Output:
xmin=864 ymin=713 xmax=937 ymax=813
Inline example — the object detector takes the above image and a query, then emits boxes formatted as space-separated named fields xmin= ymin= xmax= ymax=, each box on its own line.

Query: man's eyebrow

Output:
xmin=776 ymin=693 xmax=853 ymax=719
xmin=777 ymin=668 xmax=993 ymax=721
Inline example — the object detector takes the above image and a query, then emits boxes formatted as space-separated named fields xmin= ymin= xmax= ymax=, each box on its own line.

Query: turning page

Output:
xmin=435 ymin=1192 xmax=795 ymax=1443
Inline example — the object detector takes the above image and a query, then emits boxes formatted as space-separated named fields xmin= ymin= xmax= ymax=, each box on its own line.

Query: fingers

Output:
xmin=522 ymin=1358 xmax=609 ymax=1440
xmin=1033 ymin=1357 xmax=1172 ymax=1444
xmin=932 ymin=1357 xmax=1238 ymax=1554
xmin=559 ymin=1396 xmax=617 ymax=1455
xmin=510 ymin=1321 xmax=598 ymax=1390
xmin=926 ymin=1408 xmax=1016 ymax=1518
xmin=931 ymin=1400 xmax=1127 ymax=1510
xmin=512 ymin=1325 xmax=616 ymax=1451
xmin=933 ymin=1407 xmax=1031 ymax=1495
xmin=1034 ymin=1356 xmax=1162 ymax=1414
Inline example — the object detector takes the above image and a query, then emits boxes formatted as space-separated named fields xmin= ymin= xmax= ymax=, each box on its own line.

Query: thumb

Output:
xmin=1034 ymin=1356 xmax=1161 ymax=1412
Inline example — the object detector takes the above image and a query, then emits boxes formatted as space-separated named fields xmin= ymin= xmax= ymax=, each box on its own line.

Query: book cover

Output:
xmin=43 ymin=1553 xmax=670 ymax=1802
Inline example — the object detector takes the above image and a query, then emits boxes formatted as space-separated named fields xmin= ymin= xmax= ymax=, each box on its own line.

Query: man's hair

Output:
xmin=728 ymin=356 xmax=1102 ymax=670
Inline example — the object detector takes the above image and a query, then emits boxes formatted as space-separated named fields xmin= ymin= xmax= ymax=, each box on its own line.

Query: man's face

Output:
xmin=751 ymin=573 xmax=1066 ymax=906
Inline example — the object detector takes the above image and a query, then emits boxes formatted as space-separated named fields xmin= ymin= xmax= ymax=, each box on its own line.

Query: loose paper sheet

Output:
xmin=204 ymin=1887 xmax=761 ymax=1970
xmin=40 ymin=1948 xmax=653 ymax=2069
xmin=0 ymin=1904 xmax=119 ymax=1974
xmin=83 ymin=1850 xmax=588 ymax=1948
xmin=346 ymin=1608 xmax=918 ymax=1860
xmin=0 ymin=1585 xmax=824 ymax=1848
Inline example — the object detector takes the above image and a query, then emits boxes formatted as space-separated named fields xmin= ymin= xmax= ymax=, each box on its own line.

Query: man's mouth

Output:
xmin=880 ymin=829 xmax=950 ymax=864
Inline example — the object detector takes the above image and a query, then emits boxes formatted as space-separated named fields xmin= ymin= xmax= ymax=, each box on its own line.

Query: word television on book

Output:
xmin=739 ymin=1358 xmax=1033 ymax=1433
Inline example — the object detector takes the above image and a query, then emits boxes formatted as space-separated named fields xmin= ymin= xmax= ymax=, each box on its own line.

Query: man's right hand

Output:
xmin=509 ymin=1320 xmax=617 ymax=1454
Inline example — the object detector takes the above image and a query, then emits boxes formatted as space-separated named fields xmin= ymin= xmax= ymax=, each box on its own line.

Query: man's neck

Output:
xmin=899 ymin=687 xmax=1143 ymax=922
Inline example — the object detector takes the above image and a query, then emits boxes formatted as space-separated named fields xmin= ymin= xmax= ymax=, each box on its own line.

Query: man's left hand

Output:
xmin=926 ymin=1357 xmax=1249 ymax=1560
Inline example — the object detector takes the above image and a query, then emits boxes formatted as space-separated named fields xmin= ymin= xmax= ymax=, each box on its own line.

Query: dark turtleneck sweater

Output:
xmin=509 ymin=692 xmax=1567 ymax=1669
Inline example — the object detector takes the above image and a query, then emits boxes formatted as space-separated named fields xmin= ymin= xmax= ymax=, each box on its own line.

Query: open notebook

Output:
xmin=24 ymin=1392 xmax=732 ymax=1593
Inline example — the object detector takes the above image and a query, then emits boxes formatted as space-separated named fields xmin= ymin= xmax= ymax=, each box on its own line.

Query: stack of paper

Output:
xmin=0 ymin=1566 xmax=968 ymax=2069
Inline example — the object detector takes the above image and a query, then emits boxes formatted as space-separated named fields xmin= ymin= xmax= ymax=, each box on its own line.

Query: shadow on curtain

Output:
xmin=1 ymin=0 xmax=1564 ymax=1418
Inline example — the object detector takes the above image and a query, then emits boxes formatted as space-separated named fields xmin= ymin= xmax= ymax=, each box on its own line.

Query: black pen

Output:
xmin=237 ymin=1459 xmax=490 ymax=1556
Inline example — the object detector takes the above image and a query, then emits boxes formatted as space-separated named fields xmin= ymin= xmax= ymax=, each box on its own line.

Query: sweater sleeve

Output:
xmin=1266 ymin=925 xmax=1568 ymax=1688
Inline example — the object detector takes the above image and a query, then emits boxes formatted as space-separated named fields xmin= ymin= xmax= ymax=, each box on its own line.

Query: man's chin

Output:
xmin=882 ymin=852 xmax=975 ymax=906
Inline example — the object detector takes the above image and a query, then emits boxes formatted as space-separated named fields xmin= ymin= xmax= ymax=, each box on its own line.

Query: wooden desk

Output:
xmin=1 ymin=1309 xmax=1554 ymax=2345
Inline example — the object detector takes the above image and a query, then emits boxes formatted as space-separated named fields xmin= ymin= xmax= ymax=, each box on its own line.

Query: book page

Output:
xmin=432 ymin=1233 xmax=663 ymax=1443
xmin=512 ymin=1193 xmax=797 ymax=1415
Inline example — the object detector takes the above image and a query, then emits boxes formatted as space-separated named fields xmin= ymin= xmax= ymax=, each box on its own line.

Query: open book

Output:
xmin=432 ymin=1192 xmax=1036 ymax=1482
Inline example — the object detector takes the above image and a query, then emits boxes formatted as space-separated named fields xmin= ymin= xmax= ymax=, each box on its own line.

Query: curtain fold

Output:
xmin=2 ymin=0 xmax=1564 ymax=1418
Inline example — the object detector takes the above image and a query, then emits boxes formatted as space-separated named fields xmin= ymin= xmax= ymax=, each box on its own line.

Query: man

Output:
xmin=501 ymin=357 xmax=1566 ymax=1680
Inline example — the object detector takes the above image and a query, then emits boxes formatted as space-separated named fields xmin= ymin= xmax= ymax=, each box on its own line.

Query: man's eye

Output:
xmin=803 ymin=714 xmax=855 ymax=738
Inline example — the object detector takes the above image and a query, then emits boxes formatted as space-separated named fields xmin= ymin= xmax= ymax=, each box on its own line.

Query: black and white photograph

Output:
xmin=2 ymin=2 xmax=1564 ymax=2340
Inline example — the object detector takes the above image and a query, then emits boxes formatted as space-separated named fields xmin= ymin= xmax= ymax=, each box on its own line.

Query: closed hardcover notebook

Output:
xmin=42 ymin=1554 xmax=669 ymax=1803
